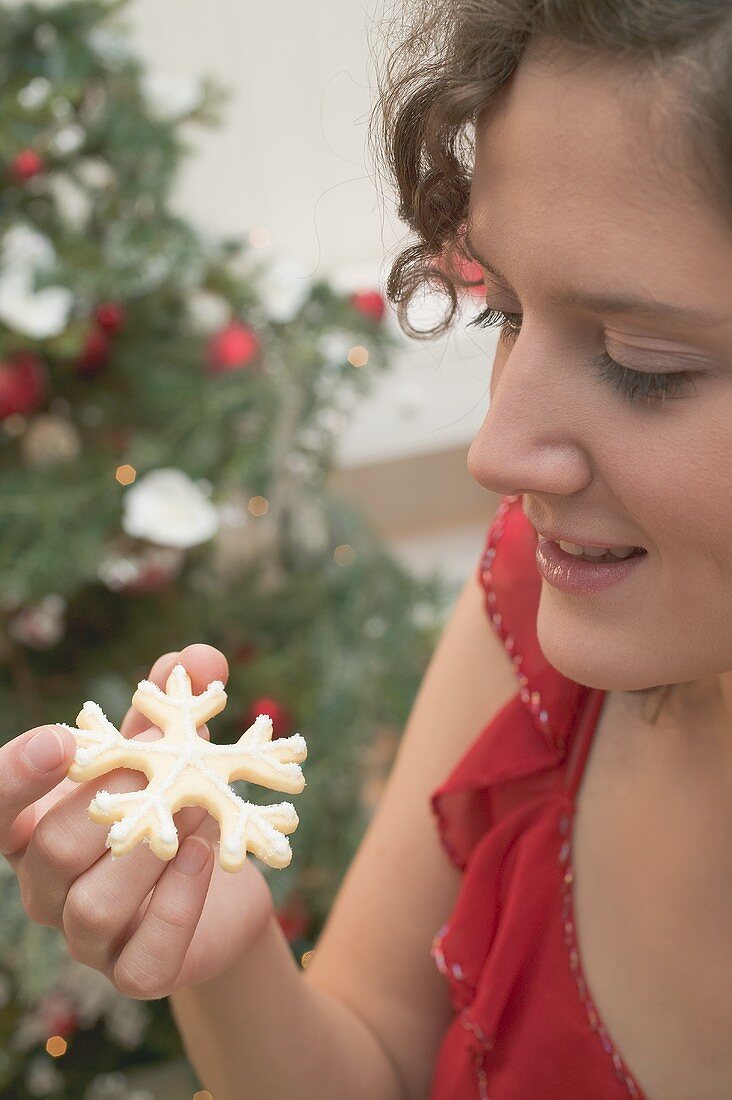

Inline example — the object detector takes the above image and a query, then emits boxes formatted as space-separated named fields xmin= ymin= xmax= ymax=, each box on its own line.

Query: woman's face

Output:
xmin=465 ymin=40 xmax=732 ymax=714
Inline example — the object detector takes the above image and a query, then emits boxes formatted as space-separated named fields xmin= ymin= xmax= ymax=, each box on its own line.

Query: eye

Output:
xmin=468 ymin=305 xmax=698 ymax=404
xmin=468 ymin=306 xmax=523 ymax=342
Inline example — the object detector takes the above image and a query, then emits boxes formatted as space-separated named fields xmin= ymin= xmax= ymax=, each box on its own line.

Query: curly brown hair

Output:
xmin=368 ymin=0 xmax=732 ymax=724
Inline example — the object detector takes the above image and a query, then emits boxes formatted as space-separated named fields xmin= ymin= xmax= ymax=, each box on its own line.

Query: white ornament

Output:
xmin=0 ymin=223 xmax=73 ymax=338
xmin=187 ymin=288 xmax=230 ymax=332
xmin=122 ymin=467 xmax=221 ymax=548
xmin=140 ymin=72 xmax=203 ymax=120
xmin=0 ymin=272 xmax=73 ymax=338
xmin=316 ymin=329 xmax=354 ymax=366
xmin=257 ymin=257 xmax=310 ymax=323
xmin=87 ymin=26 xmax=131 ymax=69
xmin=46 ymin=171 xmax=92 ymax=230
xmin=75 ymin=156 xmax=115 ymax=190
xmin=50 ymin=122 xmax=85 ymax=157
xmin=104 ymin=998 xmax=147 ymax=1050
xmin=8 ymin=594 xmax=67 ymax=649
xmin=24 ymin=1054 xmax=63 ymax=1096
xmin=97 ymin=555 xmax=140 ymax=592
xmin=18 ymin=77 xmax=51 ymax=111
xmin=1 ymin=223 xmax=55 ymax=272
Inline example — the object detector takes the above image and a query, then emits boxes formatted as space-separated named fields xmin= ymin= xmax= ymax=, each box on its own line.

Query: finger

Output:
xmin=110 ymin=836 xmax=215 ymax=1000
xmin=120 ymin=651 xmax=180 ymax=738
xmin=1 ymin=655 xmax=185 ymax=869
xmin=19 ymin=643 xmax=229 ymax=923
xmin=0 ymin=725 xmax=78 ymax=864
xmin=120 ymin=644 xmax=229 ymax=739
xmin=62 ymin=804 xmax=212 ymax=972
xmin=176 ymin=642 xmax=229 ymax=695
xmin=18 ymin=724 xmax=209 ymax=928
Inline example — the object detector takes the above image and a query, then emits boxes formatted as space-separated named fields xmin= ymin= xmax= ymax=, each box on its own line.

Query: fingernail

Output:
xmin=22 ymin=727 xmax=65 ymax=773
xmin=175 ymin=837 xmax=210 ymax=875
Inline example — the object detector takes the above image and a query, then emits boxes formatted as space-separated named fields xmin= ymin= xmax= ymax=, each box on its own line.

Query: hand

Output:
xmin=0 ymin=644 xmax=276 ymax=1000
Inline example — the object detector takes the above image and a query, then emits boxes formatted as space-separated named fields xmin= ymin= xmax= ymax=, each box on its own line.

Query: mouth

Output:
xmin=536 ymin=537 xmax=648 ymax=594
xmin=551 ymin=542 xmax=647 ymax=564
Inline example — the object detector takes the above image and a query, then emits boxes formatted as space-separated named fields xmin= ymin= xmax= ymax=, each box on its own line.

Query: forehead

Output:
xmin=469 ymin=41 xmax=732 ymax=311
xmin=473 ymin=41 xmax=692 ymax=209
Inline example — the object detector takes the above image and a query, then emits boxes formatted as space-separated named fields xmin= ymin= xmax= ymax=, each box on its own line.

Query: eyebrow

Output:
xmin=463 ymin=228 xmax=728 ymax=327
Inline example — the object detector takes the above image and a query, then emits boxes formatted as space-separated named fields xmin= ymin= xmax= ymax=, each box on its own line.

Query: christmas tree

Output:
xmin=0 ymin=1 xmax=455 ymax=1096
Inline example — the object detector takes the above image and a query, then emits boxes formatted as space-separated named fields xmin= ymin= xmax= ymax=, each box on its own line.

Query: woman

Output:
xmin=1 ymin=3 xmax=730 ymax=1097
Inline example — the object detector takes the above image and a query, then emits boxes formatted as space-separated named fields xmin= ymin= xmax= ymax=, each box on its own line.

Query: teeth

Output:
xmin=558 ymin=540 xmax=638 ymax=561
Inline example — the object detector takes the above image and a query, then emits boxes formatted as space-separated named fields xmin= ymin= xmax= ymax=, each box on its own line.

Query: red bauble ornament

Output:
xmin=37 ymin=992 xmax=77 ymax=1038
xmin=0 ymin=351 xmax=47 ymax=420
xmin=245 ymin=695 xmax=293 ymax=739
xmin=76 ymin=326 xmax=111 ymax=378
xmin=276 ymin=892 xmax=309 ymax=943
xmin=95 ymin=301 xmax=126 ymax=334
xmin=207 ymin=321 xmax=260 ymax=374
xmin=10 ymin=149 xmax=44 ymax=183
xmin=349 ymin=290 xmax=386 ymax=323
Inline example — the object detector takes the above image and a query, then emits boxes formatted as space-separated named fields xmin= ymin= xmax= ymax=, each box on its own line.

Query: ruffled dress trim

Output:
xmin=428 ymin=495 xmax=646 ymax=1099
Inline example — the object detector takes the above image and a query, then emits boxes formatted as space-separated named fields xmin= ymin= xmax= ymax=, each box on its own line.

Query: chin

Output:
xmin=535 ymin=611 xmax=665 ymax=693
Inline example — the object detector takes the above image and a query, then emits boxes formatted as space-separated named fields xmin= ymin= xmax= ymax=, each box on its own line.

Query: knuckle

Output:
xmin=63 ymin=882 xmax=114 ymax=940
xmin=111 ymin=901 xmax=191 ymax=1000
xmin=31 ymin=817 xmax=76 ymax=873
xmin=113 ymin=951 xmax=165 ymax=1001
xmin=146 ymin=895 xmax=191 ymax=935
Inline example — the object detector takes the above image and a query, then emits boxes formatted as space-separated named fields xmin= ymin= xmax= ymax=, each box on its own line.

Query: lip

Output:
xmin=533 ymin=526 xmax=645 ymax=551
xmin=536 ymin=537 xmax=647 ymax=593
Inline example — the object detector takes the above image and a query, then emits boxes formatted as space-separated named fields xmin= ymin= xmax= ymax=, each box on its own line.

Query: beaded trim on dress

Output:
xmin=429 ymin=494 xmax=646 ymax=1100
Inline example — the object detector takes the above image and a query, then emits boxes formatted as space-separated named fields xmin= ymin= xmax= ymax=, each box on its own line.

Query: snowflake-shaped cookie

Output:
xmin=58 ymin=663 xmax=307 ymax=873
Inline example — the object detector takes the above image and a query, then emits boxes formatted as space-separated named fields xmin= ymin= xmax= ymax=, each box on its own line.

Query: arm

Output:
xmin=169 ymin=912 xmax=404 ymax=1100
xmin=170 ymin=562 xmax=518 ymax=1100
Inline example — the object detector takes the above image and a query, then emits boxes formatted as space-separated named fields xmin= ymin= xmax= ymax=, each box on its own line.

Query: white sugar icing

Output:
xmin=59 ymin=663 xmax=307 ymax=870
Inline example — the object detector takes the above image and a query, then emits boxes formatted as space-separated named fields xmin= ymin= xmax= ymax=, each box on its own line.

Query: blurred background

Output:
xmin=127 ymin=0 xmax=499 ymax=580
xmin=0 ymin=1 xmax=501 ymax=1097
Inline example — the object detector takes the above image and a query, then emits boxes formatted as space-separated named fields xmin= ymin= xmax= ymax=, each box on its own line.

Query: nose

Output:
xmin=466 ymin=338 xmax=592 ymax=498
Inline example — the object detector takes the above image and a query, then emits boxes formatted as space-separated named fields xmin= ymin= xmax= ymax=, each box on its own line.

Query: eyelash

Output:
xmin=468 ymin=306 xmax=698 ymax=404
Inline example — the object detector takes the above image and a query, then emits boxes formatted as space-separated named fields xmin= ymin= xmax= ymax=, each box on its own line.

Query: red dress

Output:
xmin=428 ymin=494 xmax=648 ymax=1100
